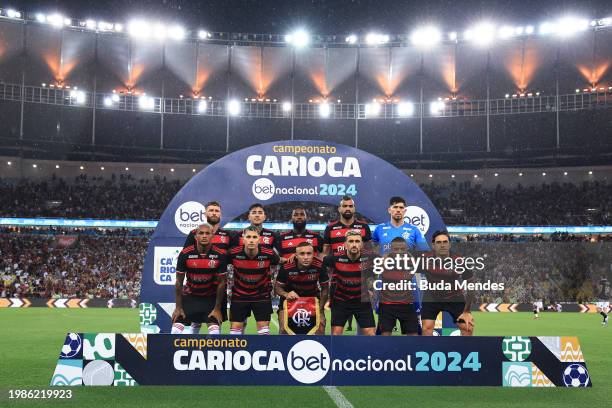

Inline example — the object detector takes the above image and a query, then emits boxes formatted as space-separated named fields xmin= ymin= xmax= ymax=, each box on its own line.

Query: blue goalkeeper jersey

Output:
xmin=372 ymin=222 xmax=430 ymax=255
xmin=372 ymin=222 xmax=429 ymax=314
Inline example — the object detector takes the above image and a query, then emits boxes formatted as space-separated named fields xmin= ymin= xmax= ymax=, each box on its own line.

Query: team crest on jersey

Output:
xmin=263 ymin=237 xmax=270 ymax=244
xmin=208 ymin=260 xmax=216 ymax=267
xmin=402 ymin=232 xmax=410 ymax=240
xmin=258 ymin=261 xmax=266 ymax=268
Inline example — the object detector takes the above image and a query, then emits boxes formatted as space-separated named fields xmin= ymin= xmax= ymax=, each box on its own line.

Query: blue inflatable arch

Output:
xmin=140 ymin=140 xmax=446 ymax=332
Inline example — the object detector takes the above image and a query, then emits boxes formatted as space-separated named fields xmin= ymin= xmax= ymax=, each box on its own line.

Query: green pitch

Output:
xmin=0 ymin=309 xmax=609 ymax=407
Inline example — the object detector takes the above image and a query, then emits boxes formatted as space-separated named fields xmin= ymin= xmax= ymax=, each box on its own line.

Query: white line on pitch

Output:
xmin=323 ymin=386 xmax=354 ymax=408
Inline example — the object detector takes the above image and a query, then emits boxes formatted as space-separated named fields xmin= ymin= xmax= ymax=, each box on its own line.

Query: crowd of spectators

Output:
xmin=1 ymin=176 xmax=610 ymax=225
xmin=0 ymin=229 xmax=147 ymax=300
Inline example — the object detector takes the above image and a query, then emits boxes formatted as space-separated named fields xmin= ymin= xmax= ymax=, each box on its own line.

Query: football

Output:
xmin=60 ymin=333 xmax=82 ymax=358
xmin=563 ymin=364 xmax=590 ymax=387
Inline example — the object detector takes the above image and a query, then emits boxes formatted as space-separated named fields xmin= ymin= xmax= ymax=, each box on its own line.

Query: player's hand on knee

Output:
xmin=208 ymin=308 xmax=223 ymax=325
xmin=172 ymin=307 xmax=186 ymax=323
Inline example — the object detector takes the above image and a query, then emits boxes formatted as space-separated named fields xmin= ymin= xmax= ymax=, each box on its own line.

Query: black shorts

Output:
xmin=230 ymin=301 xmax=272 ymax=322
xmin=420 ymin=298 xmax=465 ymax=323
xmin=379 ymin=303 xmax=419 ymax=334
xmin=178 ymin=295 xmax=227 ymax=325
xmin=331 ymin=300 xmax=375 ymax=328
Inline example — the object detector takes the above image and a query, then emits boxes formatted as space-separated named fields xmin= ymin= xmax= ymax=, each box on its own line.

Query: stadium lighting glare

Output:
xmin=153 ymin=23 xmax=167 ymax=40
xmin=556 ymin=17 xmax=589 ymax=37
xmin=138 ymin=95 xmax=155 ymax=110
xmin=524 ymin=25 xmax=534 ymax=34
xmin=111 ymin=94 xmax=120 ymax=102
xmin=47 ymin=14 xmax=64 ymax=28
xmin=365 ymin=32 xmax=389 ymax=45
xmin=150 ymin=168 xmax=154 ymax=172
xmin=365 ymin=102 xmax=381 ymax=117
xmin=539 ymin=21 xmax=556 ymax=35
xmin=588 ymin=170 xmax=593 ymax=175
xmin=63 ymin=18 xmax=72 ymax=26
xmin=465 ymin=23 xmax=495 ymax=46
xmin=198 ymin=30 xmax=211 ymax=39
xmin=32 ymin=164 xmax=37 ymax=168
xmin=285 ymin=29 xmax=310 ymax=47
xmin=282 ymin=101 xmax=292 ymax=112
xmin=498 ymin=25 xmax=515 ymax=39
xmin=70 ymin=90 xmax=86 ymax=104
xmin=430 ymin=100 xmax=445 ymax=115
xmin=228 ymin=100 xmax=241 ymax=116
xmin=410 ymin=26 xmax=442 ymax=48
xmin=79 ymin=166 xmax=84 ymax=170
xmin=170 ymin=168 xmax=175 ymax=172
xmin=345 ymin=34 xmax=357 ymax=44
xmin=55 ymin=164 xmax=60 ymax=169
xmin=97 ymin=21 xmax=113 ymax=31
xmin=473 ymin=174 xmax=478 ymax=178
xmin=85 ymin=19 xmax=96 ymax=30
xmin=197 ymin=100 xmax=207 ymax=113
xmin=542 ymin=172 xmax=546 ymax=176
xmin=319 ymin=102 xmax=331 ymax=118
xmin=192 ymin=168 xmax=196 ymax=173
xmin=448 ymin=31 xmax=457 ymax=41
xmin=100 ymin=166 xmax=105 ymax=170
xmin=7 ymin=9 xmax=21 ymax=19
xmin=7 ymin=161 xmax=11 ymax=166
xmin=167 ymin=25 xmax=185 ymax=40
xmin=563 ymin=171 xmax=568 ymax=176
xmin=518 ymin=172 xmax=523 ymax=176
xmin=128 ymin=19 xmax=151 ymax=39
xmin=103 ymin=97 xmax=112 ymax=107
xmin=114 ymin=23 xmax=123 ymax=32
xmin=494 ymin=173 xmax=499 ymax=176
xmin=397 ymin=102 xmax=414 ymax=117
xmin=35 ymin=13 xmax=46 ymax=23
xmin=451 ymin=174 xmax=455 ymax=178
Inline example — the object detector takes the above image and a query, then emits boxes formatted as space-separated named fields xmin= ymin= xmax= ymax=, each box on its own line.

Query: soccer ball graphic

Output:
xmin=563 ymin=364 xmax=589 ymax=387
xmin=60 ymin=333 xmax=82 ymax=358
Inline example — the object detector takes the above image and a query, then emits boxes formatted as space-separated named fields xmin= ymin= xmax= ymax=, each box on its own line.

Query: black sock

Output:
xmin=602 ymin=312 xmax=608 ymax=319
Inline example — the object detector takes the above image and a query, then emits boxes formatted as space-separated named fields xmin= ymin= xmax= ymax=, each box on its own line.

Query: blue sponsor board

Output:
xmin=52 ymin=334 xmax=591 ymax=387
xmin=2 ymin=217 xmax=610 ymax=235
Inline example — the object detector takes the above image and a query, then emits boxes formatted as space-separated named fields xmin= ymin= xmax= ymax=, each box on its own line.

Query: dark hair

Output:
xmin=248 ymin=203 xmax=264 ymax=212
xmin=243 ymin=225 xmax=260 ymax=236
xmin=432 ymin=230 xmax=450 ymax=242
xmin=339 ymin=195 xmax=353 ymax=205
xmin=296 ymin=241 xmax=313 ymax=249
xmin=292 ymin=206 xmax=306 ymax=213
xmin=391 ymin=237 xmax=406 ymax=243
xmin=205 ymin=201 xmax=221 ymax=209
xmin=389 ymin=196 xmax=406 ymax=206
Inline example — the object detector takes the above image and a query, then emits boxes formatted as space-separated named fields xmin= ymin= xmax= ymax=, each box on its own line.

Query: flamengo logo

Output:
xmin=252 ymin=178 xmax=275 ymax=201
xmin=287 ymin=340 xmax=330 ymax=384
xmin=174 ymin=201 xmax=206 ymax=234
xmin=404 ymin=206 xmax=430 ymax=234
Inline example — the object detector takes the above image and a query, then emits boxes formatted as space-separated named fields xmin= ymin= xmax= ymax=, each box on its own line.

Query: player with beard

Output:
xmin=325 ymin=230 xmax=376 ymax=336
xmin=274 ymin=207 xmax=323 ymax=331
xmin=275 ymin=206 xmax=323 ymax=261
xmin=322 ymin=196 xmax=371 ymax=257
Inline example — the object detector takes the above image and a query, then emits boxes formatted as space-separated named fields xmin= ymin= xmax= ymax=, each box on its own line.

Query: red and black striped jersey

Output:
xmin=324 ymin=253 xmax=374 ymax=302
xmin=183 ymin=228 xmax=235 ymax=252
xmin=276 ymin=258 xmax=329 ymax=297
xmin=231 ymin=227 xmax=278 ymax=250
xmin=275 ymin=230 xmax=323 ymax=257
xmin=176 ymin=244 xmax=228 ymax=297
xmin=229 ymin=245 xmax=280 ymax=302
xmin=421 ymin=253 xmax=474 ymax=300
xmin=379 ymin=268 xmax=414 ymax=305
xmin=323 ymin=219 xmax=371 ymax=255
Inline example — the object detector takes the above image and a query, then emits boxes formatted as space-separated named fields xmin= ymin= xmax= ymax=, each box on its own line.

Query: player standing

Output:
xmin=420 ymin=231 xmax=475 ymax=336
xmin=226 ymin=226 xmax=280 ymax=335
xmin=274 ymin=242 xmax=329 ymax=334
xmin=275 ymin=206 xmax=323 ymax=261
xmin=231 ymin=203 xmax=279 ymax=251
xmin=171 ymin=223 xmax=227 ymax=335
xmin=372 ymin=196 xmax=429 ymax=254
xmin=322 ymin=196 xmax=372 ymax=257
xmin=376 ymin=237 xmax=419 ymax=335
xmin=325 ymin=230 xmax=376 ymax=336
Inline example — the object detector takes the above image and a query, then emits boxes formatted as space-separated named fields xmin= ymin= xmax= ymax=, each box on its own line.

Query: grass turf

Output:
xmin=0 ymin=309 xmax=609 ymax=407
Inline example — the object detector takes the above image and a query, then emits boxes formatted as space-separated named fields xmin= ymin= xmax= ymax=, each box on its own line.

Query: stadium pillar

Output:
xmin=226 ymin=45 xmax=233 ymax=152
xmin=160 ymin=43 xmax=166 ymax=150
xmin=354 ymin=46 xmax=361 ymax=148
xmin=486 ymin=51 xmax=491 ymax=153
xmin=91 ymin=33 xmax=98 ymax=148
xmin=419 ymin=53 xmax=424 ymax=154
xmin=555 ymin=49 xmax=560 ymax=149
xmin=18 ymin=20 xmax=27 ymax=144
xmin=290 ymin=48 xmax=295 ymax=140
